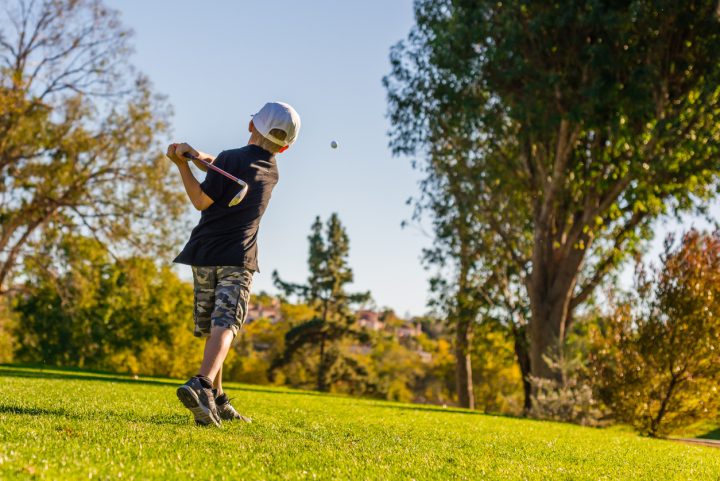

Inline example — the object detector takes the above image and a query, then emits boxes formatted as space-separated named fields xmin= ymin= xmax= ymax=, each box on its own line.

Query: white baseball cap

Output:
xmin=251 ymin=101 xmax=301 ymax=148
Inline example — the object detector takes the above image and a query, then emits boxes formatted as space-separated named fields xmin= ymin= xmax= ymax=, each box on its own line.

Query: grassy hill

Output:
xmin=0 ymin=365 xmax=718 ymax=480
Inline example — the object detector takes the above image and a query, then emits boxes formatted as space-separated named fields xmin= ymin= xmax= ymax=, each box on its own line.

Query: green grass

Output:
xmin=1 ymin=366 xmax=719 ymax=480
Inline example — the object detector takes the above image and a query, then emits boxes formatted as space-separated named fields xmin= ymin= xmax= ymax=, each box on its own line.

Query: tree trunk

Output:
xmin=455 ymin=316 xmax=474 ymax=409
xmin=650 ymin=373 xmax=680 ymax=436
xmin=453 ymin=212 xmax=476 ymax=410
xmin=511 ymin=324 xmax=532 ymax=414
xmin=527 ymin=255 xmax=580 ymax=384
xmin=528 ymin=299 xmax=564 ymax=382
xmin=317 ymin=332 xmax=326 ymax=392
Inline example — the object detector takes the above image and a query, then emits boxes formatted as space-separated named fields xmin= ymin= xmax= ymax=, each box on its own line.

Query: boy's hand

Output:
xmin=166 ymin=143 xmax=199 ymax=165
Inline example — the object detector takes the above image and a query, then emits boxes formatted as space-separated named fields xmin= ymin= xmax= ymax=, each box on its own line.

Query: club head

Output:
xmin=228 ymin=184 xmax=248 ymax=207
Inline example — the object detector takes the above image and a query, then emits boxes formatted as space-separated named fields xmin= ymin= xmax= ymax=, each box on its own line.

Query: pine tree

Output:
xmin=272 ymin=214 xmax=371 ymax=392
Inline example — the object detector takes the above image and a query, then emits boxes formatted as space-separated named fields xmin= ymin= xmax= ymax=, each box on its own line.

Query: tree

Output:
xmin=386 ymin=0 xmax=720 ymax=384
xmin=272 ymin=214 xmax=371 ymax=392
xmin=591 ymin=230 xmax=720 ymax=437
xmin=0 ymin=0 xmax=184 ymax=295
xmin=420 ymin=160 xmax=481 ymax=409
xmin=421 ymin=165 xmax=533 ymax=409
xmin=13 ymin=234 xmax=193 ymax=369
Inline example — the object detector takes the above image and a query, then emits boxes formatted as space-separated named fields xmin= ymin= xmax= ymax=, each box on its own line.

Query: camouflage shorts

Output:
xmin=191 ymin=266 xmax=254 ymax=338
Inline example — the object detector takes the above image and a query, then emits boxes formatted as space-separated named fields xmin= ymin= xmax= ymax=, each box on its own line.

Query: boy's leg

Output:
xmin=211 ymin=361 xmax=250 ymax=422
xmin=176 ymin=266 xmax=222 ymax=427
xmin=198 ymin=326 xmax=234 ymax=381
xmin=214 ymin=365 xmax=224 ymax=397
xmin=204 ymin=266 xmax=253 ymax=368
xmin=206 ymin=266 xmax=254 ymax=423
xmin=179 ymin=266 xmax=253 ymax=425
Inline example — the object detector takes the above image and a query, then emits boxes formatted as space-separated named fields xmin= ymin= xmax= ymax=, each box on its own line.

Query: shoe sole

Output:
xmin=176 ymin=386 xmax=222 ymax=427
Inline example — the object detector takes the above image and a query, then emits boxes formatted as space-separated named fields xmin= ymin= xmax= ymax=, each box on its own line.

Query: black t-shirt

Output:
xmin=173 ymin=145 xmax=278 ymax=271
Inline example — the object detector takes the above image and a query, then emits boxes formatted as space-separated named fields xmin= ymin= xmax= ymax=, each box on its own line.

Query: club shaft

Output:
xmin=183 ymin=152 xmax=245 ymax=185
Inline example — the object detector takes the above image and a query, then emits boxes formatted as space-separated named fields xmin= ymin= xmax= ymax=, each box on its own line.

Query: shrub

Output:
xmin=590 ymin=231 xmax=720 ymax=436
xmin=530 ymin=355 xmax=606 ymax=427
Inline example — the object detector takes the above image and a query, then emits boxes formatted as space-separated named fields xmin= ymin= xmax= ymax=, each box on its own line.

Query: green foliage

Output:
xmin=3 ymin=366 xmax=720 ymax=480
xmin=470 ymin=322 xmax=524 ymax=414
xmin=591 ymin=230 xmax=720 ymax=436
xmin=417 ymin=336 xmax=456 ymax=404
xmin=530 ymin=354 xmax=606 ymax=427
xmin=364 ymin=334 xmax=430 ymax=402
xmin=386 ymin=0 xmax=720 ymax=382
xmin=272 ymin=214 xmax=371 ymax=392
xmin=226 ymin=315 xmax=289 ymax=386
xmin=0 ymin=300 xmax=16 ymax=364
xmin=0 ymin=0 xmax=185 ymax=295
xmin=4 ymin=227 xmax=462 ymax=406
xmin=12 ymin=234 xmax=197 ymax=375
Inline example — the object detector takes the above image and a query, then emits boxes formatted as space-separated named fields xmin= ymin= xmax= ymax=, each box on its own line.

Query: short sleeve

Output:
xmin=199 ymin=151 xmax=227 ymax=202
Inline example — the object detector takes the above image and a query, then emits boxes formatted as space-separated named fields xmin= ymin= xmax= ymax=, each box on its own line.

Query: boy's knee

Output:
xmin=209 ymin=322 xmax=238 ymax=339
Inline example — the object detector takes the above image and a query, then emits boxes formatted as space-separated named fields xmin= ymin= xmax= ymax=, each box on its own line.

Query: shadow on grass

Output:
xmin=700 ymin=427 xmax=720 ymax=440
xmin=0 ymin=365 xmax=178 ymax=387
xmin=0 ymin=365 xmax=325 ymax=398
xmin=0 ymin=404 xmax=187 ymax=426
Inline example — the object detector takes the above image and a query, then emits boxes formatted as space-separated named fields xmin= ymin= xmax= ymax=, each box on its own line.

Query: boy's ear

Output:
xmin=248 ymin=120 xmax=254 ymax=132
xmin=278 ymin=145 xmax=289 ymax=153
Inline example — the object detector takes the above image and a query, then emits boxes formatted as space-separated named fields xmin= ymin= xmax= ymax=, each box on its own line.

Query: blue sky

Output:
xmin=104 ymin=0 xmax=432 ymax=316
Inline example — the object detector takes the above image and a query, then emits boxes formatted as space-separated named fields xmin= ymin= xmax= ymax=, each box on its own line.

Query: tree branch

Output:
xmin=571 ymin=210 xmax=646 ymax=309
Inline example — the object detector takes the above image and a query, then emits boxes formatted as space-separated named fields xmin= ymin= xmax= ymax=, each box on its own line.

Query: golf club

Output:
xmin=183 ymin=152 xmax=248 ymax=206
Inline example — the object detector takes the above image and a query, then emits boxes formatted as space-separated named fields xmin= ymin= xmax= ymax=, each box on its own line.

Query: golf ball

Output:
xmin=330 ymin=140 xmax=338 ymax=149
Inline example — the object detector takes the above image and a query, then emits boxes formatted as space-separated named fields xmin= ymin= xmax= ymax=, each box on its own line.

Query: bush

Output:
xmin=590 ymin=231 xmax=720 ymax=436
xmin=530 ymin=355 xmax=606 ymax=427
xmin=12 ymin=235 xmax=198 ymax=376
xmin=0 ymin=301 xmax=16 ymax=364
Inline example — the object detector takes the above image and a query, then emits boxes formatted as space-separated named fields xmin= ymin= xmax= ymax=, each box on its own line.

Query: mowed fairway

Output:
xmin=0 ymin=366 xmax=718 ymax=480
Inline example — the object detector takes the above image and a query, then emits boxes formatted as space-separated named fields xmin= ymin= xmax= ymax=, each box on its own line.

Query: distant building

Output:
xmin=246 ymin=298 xmax=282 ymax=324
xmin=395 ymin=322 xmax=423 ymax=338
xmin=357 ymin=310 xmax=424 ymax=338
xmin=357 ymin=310 xmax=385 ymax=331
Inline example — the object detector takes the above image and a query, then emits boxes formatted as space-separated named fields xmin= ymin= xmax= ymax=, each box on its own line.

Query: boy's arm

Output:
xmin=190 ymin=150 xmax=215 ymax=172
xmin=166 ymin=143 xmax=214 ymax=211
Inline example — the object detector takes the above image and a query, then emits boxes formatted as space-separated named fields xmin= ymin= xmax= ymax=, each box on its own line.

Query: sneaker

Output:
xmin=176 ymin=377 xmax=222 ymax=427
xmin=214 ymin=390 xmax=252 ymax=423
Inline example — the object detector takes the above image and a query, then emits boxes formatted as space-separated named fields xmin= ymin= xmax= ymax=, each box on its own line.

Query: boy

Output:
xmin=166 ymin=101 xmax=300 ymax=427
